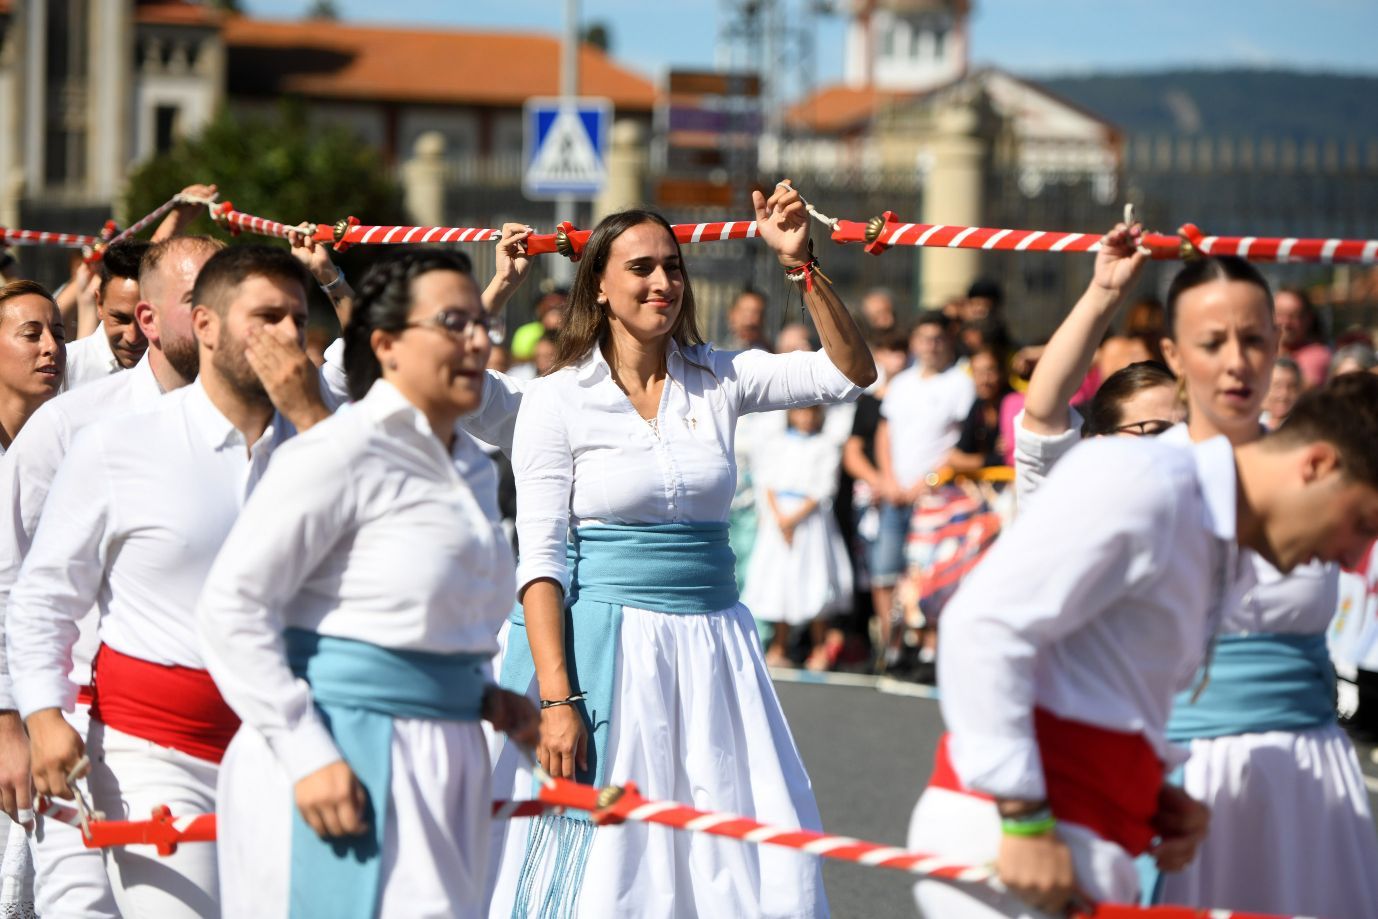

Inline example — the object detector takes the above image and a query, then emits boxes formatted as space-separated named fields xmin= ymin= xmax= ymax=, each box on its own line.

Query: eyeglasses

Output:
xmin=404 ymin=310 xmax=504 ymax=344
xmin=1113 ymin=419 xmax=1175 ymax=437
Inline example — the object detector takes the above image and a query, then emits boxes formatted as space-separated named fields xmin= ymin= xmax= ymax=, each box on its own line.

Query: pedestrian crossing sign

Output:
xmin=523 ymin=97 xmax=612 ymax=200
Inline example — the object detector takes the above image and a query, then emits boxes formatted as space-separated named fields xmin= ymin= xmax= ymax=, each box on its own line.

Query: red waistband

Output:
xmin=76 ymin=685 xmax=93 ymax=707
xmin=89 ymin=644 xmax=239 ymax=764
xmin=928 ymin=707 xmax=1164 ymax=856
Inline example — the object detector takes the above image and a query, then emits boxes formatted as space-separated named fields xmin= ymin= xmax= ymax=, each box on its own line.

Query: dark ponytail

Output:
xmin=343 ymin=248 xmax=473 ymax=402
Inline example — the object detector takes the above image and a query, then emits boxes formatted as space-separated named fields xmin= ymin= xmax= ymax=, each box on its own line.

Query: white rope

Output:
xmin=775 ymin=181 xmax=839 ymax=232
xmin=172 ymin=191 xmax=220 ymax=208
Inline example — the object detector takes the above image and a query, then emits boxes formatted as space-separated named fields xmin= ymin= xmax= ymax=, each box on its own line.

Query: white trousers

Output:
xmin=907 ymin=788 xmax=1139 ymax=918
xmin=84 ymin=720 xmax=218 ymax=919
xmin=29 ymin=705 xmax=119 ymax=919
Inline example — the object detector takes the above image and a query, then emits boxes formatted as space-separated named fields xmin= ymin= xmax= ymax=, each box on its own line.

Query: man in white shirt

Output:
xmin=60 ymin=240 xmax=149 ymax=391
xmin=9 ymin=245 xmax=332 ymax=918
xmin=873 ymin=312 xmax=975 ymax=668
xmin=0 ymin=233 xmax=223 ymax=919
xmin=908 ymin=372 xmax=1378 ymax=917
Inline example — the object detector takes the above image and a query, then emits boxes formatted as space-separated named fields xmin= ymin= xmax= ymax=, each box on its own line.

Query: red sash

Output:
xmin=928 ymin=707 xmax=1164 ymax=856
xmin=88 ymin=644 xmax=240 ymax=764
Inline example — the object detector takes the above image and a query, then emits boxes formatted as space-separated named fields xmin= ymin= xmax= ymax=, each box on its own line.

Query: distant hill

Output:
xmin=1033 ymin=69 xmax=1378 ymax=142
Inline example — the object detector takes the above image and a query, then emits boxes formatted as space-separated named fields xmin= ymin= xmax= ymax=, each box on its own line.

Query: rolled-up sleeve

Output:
xmin=726 ymin=348 xmax=861 ymax=416
xmin=512 ymin=379 xmax=573 ymax=596
xmin=939 ymin=442 xmax=1174 ymax=799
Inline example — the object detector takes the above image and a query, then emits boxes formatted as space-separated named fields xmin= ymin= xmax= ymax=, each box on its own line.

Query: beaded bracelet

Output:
xmin=540 ymin=692 xmax=587 ymax=710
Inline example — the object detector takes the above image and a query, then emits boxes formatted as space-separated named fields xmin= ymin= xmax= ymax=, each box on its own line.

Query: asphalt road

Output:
xmin=774 ymin=677 xmax=1378 ymax=919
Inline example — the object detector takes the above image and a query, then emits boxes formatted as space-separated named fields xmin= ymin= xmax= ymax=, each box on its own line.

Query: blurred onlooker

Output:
xmin=948 ymin=345 xmax=1010 ymax=473
xmin=961 ymin=278 xmax=1003 ymax=323
xmin=0 ymin=280 xmax=66 ymax=449
xmin=1125 ymin=296 xmax=1166 ymax=340
xmin=1328 ymin=342 xmax=1378 ymax=380
xmin=726 ymin=288 xmax=770 ymax=351
xmin=1274 ymin=287 xmax=1331 ymax=388
xmin=871 ymin=313 xmax=974 ymax=669
xmin=1096 ymin=332 xmax=1155 ymax=380
xmin=1261 ymin=356 xmax=1303 ymax=431
xmin=487 ymin=342 xmax=512 ymax=373
xmin=843 ymin=330 xmax=910 ymax=646
xmin=508 ymin=284 xmax=567 ymax=368
xmin=775 ymin=322 xmax=812 ymax=355
xmin=860 ymin=288 xmax=896 ymax=334
xmin=532 ymin=329 xmax=560 ymax=377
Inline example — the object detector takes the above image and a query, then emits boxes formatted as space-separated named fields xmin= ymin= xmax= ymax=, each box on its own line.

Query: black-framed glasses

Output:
xmin=404 ymin=310 xmax=503 ymax=345
xmin=1113 ymin=419 xmax=1175 ymax=437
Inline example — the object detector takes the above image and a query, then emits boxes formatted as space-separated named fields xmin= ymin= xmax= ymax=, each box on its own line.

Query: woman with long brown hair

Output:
xmin=488 ymin=183 xmax=874 ymax=917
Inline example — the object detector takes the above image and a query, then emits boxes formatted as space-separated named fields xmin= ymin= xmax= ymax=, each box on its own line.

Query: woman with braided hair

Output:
xmin=487 ymin=182 xmax=875 ymax=918
xmin=198 ymin=248 xmax=539 ymax=919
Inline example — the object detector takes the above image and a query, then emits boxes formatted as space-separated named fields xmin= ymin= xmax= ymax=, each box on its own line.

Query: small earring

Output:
xmin=386 ymin=360 xmax=399 ymax=371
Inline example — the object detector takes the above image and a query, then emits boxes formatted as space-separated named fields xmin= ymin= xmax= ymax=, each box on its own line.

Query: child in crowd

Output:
xmin=743 ymin=404 xmax=853 ymax=668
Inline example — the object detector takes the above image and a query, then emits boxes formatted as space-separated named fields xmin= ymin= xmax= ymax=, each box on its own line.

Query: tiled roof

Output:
xmin=785 ymin=84 xmax=915 ymax=133
xmin=224 ymin=17 xmax=656 ymax=110
xmin=135 ymin=0 xmax=222 ymax=26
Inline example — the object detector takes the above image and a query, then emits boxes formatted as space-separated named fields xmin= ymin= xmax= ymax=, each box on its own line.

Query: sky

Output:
xmin=242 ymin=0 xmax=1378 ymax=87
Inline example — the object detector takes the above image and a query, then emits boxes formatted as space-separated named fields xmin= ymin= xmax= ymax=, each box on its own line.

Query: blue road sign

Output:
xmin=523 ymin=97 xmax=612 ymax=200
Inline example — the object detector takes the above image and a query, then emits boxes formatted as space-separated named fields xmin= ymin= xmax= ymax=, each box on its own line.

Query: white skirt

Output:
xmin=741 ymin=498 xmax=852 ymax=626
xmin=218 ymin=719 xmax=492 ymax=919
xmin=487 ymin=604 xmax=829 ymax=918
xmin=1157 ymin=724 xmax=1378 ymax=919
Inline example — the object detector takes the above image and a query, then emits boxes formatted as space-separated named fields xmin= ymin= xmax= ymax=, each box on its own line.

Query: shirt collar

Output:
xmin=574 ymin=337 xmax=687 ymax=385
xmin=359 ymin=377 xmax=463 ymax=448
xmin=84 ymin=324 xmax=120 ymax=371
xmin=185 ymin=377 xmax=288 ymax=451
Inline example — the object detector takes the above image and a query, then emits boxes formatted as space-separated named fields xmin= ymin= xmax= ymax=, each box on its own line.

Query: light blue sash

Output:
xmin=285 ymin=628 xmax=490 ymax=919
xmin=498 ymin=522 xmax=737 ymax=919
xmin=1166 ymin=632 xmax=1336 ymax=742
xmin=1140 ymin=632 xmax=1336 ymax=905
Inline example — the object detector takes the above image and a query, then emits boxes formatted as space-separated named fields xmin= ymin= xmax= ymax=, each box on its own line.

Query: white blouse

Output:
xmin=513 ymin=341 xmax=860 ymax=594
xmin=940 ymin=435 xmax=1254 ymax=800
xmin=197 ymin=380 xmax=516 ymax=783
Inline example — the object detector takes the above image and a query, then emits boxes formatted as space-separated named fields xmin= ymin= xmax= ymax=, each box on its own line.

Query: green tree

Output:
xmin=124 ymin=100 xmax=402 ymax=239
xmin=124 ymin=100 xmax=405 ymax=328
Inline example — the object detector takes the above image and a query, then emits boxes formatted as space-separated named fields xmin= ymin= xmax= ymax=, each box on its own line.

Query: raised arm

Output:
xmin=754 ymin=182 xmax=876 ymax=389
xmin=1022 ymin=222 xmax=1146 ymax=436
xmin=484 ymin=222 xmax=536 ymax=317
xmin=288 ymin=229 xmax=353 ymax=329
xmin=151 ymin=183 xmax=218 ymax=243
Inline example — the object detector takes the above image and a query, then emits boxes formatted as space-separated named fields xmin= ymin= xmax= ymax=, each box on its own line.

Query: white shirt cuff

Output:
xmin=949 ymin=732 xmax=1047 ymax=801
xmin=268 ymin=714 xmax=346 ymax=785
xmin=15 ymin=676 xmax=75 ymax=721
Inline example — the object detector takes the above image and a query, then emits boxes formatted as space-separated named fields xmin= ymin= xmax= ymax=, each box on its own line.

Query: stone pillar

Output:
xmin=593 ymin=119 xmax=648 ymax=222
xmin=0 ymin=6 xmax=22 ymax=226
xmin=402 ymin=131 xmax=448 ymax=227
xmin=23 ymin=0 xmax=45 ymax=197
xmin=87 ymin=0 xmax=134 ymax=201
xmin=920 ymin=93 xmax=988 ymax=309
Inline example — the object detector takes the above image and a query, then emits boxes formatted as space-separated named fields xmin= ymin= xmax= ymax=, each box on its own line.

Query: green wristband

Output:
xmin=1000 ymin=807 xmax=1057 ymax=837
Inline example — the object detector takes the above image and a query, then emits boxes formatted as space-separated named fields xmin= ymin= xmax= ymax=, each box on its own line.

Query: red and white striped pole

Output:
xmin=0 ymin=227 xmax=104 ymax=248
xmin=43 ymin=784 xmax=1315 ymax=919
